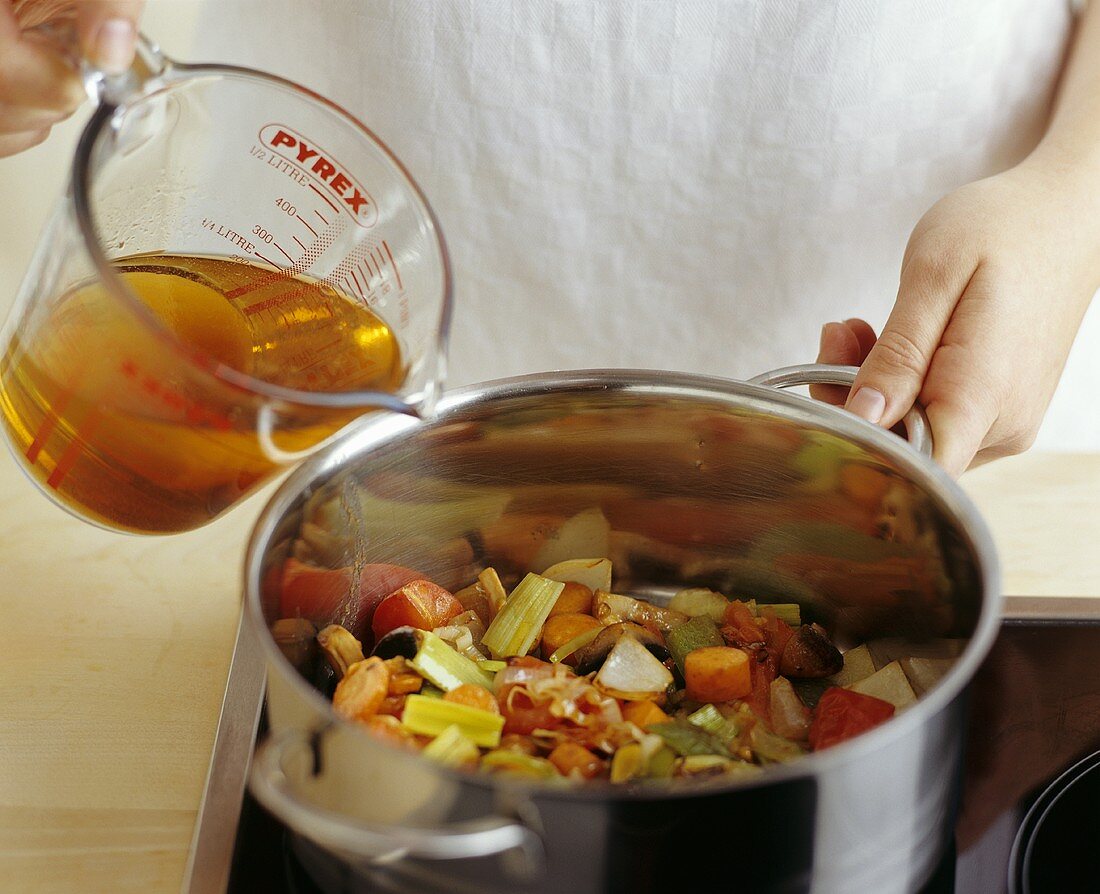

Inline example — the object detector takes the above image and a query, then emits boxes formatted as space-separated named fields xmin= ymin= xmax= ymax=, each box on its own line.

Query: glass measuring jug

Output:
xmin=0 ymin=34 xmax=451 ymax=535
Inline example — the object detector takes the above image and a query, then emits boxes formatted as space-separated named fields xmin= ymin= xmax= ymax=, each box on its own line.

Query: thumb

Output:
xmin=846 ymin=253 xmax=976 ymax=429
xmin=76 ymin=1 xmax=145 ymax=75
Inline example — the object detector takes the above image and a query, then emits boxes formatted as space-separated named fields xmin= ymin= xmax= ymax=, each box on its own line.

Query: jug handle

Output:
xmin=27 ymin=19 xmax=169 ymax=107
xmin=249 ymin=727 xmax=545 ymax=876
xmin=748 ymin=363 xmax=933 ymax=457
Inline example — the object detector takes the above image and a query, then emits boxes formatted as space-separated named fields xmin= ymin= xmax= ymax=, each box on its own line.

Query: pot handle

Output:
xmin=747 ymin=363 xmax=933 ymax=457
xmin=249 ymin=729 xmax=544 ymax=875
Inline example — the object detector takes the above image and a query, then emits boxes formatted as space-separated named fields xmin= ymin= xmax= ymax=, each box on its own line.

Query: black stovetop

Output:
xmin=225 ymin=619 xmax=1100 ymax=894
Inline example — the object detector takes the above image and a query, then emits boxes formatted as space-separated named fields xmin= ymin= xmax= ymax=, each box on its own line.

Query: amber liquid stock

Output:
xmin=0 ymin=254 xmax=404 ymax=533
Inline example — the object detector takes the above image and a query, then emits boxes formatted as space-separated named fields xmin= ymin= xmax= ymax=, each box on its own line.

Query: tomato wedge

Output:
xmin=809 ymin=687 xmax=895 ymax=751
xmin=371 ymin=579 xmax=463 ymax=640
xmin=279 ymin=559 xmax=423 ymax=634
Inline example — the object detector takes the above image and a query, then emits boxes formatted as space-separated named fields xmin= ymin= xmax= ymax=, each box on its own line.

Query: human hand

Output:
xmin=0 ymin=0 xmax=144 ymax=157
xmin=814 ymin=158 xmax=1100 ymax=477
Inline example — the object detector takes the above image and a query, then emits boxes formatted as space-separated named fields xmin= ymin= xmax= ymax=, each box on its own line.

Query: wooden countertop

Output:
xmin=1 ymin=451 xmax=1098 ymax=892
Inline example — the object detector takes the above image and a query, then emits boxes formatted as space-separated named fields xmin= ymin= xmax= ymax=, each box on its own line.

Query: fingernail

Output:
xmin=93 ymin=19 xmax=136 ymax=75
xmin=819 ymin=321 xmax=841 ymax=352
xmin=847 ymin=387 xmax=886 ymax=424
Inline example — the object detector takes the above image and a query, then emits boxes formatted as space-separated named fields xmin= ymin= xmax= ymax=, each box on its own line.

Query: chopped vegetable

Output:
xmin=759 ymin=603 xmax=801 ymax=627
xmin=453 ymin=581 xmax=492 ymax=626
xmin=749 ymin=723 xmax=806 ymax=764
xmin=648 ymin=721 xmax=731 ymax=757
xmin=572 ymin=622 xmax=669 ymax=675
xmin=848 ymin=660 xmax=917 ymax=710
xmin=830 ymin=644 xmax=876 ymax=687
xmin=480 ymin=749 xmax=560 ymax=779
xmin=478 ymin=568 xmax=509 ymax=619
xmin=548 ymin=742 xmax=603 ymax=779
xmin=667 ymin=588 xmax=728 ymax=623
xmin=443 ymin=683 xmax=501 ymax=714
xmin=666 ymin=616 xmax=724 ymax=675
xmin=371 ymin=580 xmax=463 ymax=640
xmin=610 ymin=742 xmax=646 ymax=783
xmin=547 ymin=626 xmax=602 ymax=665
xmin=809 ymin=687 xmax=895 ymax=751
xmin=383 ymin=656 xmax=424 ymax=695
xmin=540 ymin=613 xmax=602 ymax=658
xmin=303 ymin=547 xmax=922 ymax=785
xmin=548 ymin=582 xmax=595 ymax=617
xmin=768 ymin=677 xmax=811 ymax=741
xmin=422 ymin=725 xmax=480 ymax=767
xmin=722 ymin=600 xmax=767 ymax=645
xmin=541 ymin=557 xmax=613 ymax=594
xmin=680 ymin=755 xmax=738 ymax=776
xmin=373 ymin=627 xmax=495 ymax=692
xmin=594 ymin=634 xmax=675 ymax=700
xmin=595 ymin=590 xmax=688 ymax=632
xmin=622 ymin=699 xmax=672 ymax=730
xmin=687 ymin=704 xmax=739 ymax=745
xmin=646 ymin=745 xmax=677 ymax=778
xmin=402 ymin=694 xmax=505 ymax=747
xmin=684 ymin=646 xmax=752 ymax=703
xmin=332 ymin=657 xmax=390 ymax=723
xmin=481 ymin=573 xmax=565 ymax=659
xmin=778 ymin=624 xmax=844 ymax=679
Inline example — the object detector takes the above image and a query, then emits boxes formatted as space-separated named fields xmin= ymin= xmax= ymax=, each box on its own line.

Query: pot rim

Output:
xmin=243 ymin=368 xmax=1002 ymax=802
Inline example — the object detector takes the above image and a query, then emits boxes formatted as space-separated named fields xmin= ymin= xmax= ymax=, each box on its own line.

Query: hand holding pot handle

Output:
xmin=748 ymin=363 xmax=933 ymax=457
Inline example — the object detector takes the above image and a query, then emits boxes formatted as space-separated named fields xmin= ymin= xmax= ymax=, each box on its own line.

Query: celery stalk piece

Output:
xmin=477 ymin=659 xmax=507 ymax=674
xmin=481 ymin=573 xmax=565 ymax=659
xmin=422 ymin=724 xmax=480 ymax=767
xmin=409 ymin=631 xmax=495 ymax=692
xmin=665 ymin=616 xmax=724 ymax=675
xmin=401 ymin=694 xmax=504 ymax=747
xmin=760 ymin=603 xmax=801 ymax=626
xmin=548 ymin=626 xmax=602 ymax=664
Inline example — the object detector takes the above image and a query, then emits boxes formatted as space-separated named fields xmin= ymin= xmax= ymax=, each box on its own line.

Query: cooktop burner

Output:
xmin=193 ymin=600 xmax=1100 ymax=894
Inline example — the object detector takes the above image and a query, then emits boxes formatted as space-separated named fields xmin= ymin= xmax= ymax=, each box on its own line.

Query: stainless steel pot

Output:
xmin=244 ymin=366 xmax=1000 ymax=894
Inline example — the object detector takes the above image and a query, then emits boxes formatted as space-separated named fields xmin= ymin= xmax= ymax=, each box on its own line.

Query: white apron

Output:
xmin=197 ymin=0 xmax=1098 ymax=449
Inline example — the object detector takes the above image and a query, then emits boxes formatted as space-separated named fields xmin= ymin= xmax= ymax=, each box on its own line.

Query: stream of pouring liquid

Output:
xmin=0 ymin=253 xmax=408 ymax=533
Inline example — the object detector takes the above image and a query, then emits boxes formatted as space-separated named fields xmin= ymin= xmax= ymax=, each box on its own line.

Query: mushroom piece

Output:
xmin=779 ymin=623 xmax=843 ymax=679
xmin=371 ymin=626 xmax=422 ymax=661
xmin=573 ymin=622 xmax=670 ymax=675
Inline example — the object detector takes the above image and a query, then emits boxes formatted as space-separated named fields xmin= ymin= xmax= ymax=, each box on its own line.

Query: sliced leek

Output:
xmin=422 ymin=724 xmax=480 ymax=767
xmin=481 ymin=573 xmax=564 ymax=659
xmin=477 ymin=659 xmax=507 ymax=674
xmin=687 ymin=704 xmax=740 ymax=745
xmin=480 ymin=749 xmax=560 ymax=779
xmin=401 ymin=694 xmax=504 ymax=747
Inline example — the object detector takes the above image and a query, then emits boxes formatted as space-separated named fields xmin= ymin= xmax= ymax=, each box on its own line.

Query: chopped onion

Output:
xmin=541 ymin=557 xmax=613 ymax=594
xmin=594 ymin=635 xmax=674 ymax=700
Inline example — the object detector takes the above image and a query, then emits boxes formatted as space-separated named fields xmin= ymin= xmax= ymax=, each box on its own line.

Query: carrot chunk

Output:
xmin=443 ymin=683 xmax=500 ymax=715
xmin=622 ymin=699 xmax=671 ymax=729
xmin=541 ymin=612 xmax=602 ymax=658
xmin=548 ymin=742 xmax=604 ymax=779
xmin=548 ymin=582 xmax=595 ymax=617
xmin=684 ymin=646 xmax=752 ymax=703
